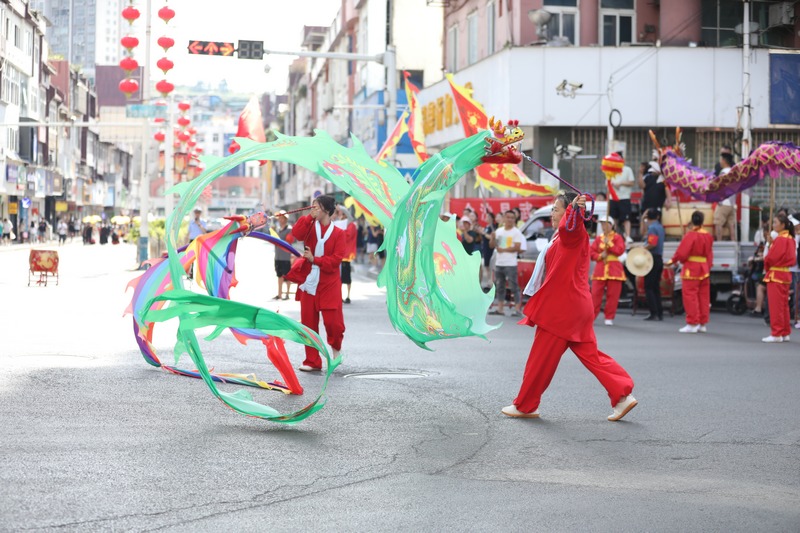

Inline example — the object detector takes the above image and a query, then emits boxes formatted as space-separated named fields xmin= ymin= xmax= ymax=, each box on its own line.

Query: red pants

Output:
xmin=682 ymin=277 xmax=710 ymax=326
xmin=513 ymin=327 xmax=634 ymax=413
xmin=591 ymin=279 xmax=622 ymax=320
xmin=300 ymin=291 xmax=345 ymax=368
xmin=767 ymin=282 xmax=791 ymax=337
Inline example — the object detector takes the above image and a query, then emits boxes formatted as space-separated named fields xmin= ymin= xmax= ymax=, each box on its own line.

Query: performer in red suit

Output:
xmin=334 ymin=205 xmax=359 ymax=304
xmin=590 ymin=216 xmax=626 ymax=326
xmin=503 ymin=191 xmax=637 ymax=421
xmin=291 ymin=195 xmax=346 ymax=370
xmin=762 ymin=213 xmax=797 ymax=343
xmin=667 ymin=210 xmax=714 ymax=334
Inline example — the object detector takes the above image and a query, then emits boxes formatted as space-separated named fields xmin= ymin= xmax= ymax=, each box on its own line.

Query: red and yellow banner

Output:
xmin=375 ymin=110 xmax=409 ymax=165
xmin=404 ymin=72 xmax=430 ymax=164
xmin=446 ymin=74 xmax=554 ymax=197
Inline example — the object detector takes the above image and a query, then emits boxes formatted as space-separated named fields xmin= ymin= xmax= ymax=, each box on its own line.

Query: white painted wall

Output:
xmin=393 ymin=0 xmax=444 ymax=86
xmin=419 ymin=46 xmax=779 ymax=147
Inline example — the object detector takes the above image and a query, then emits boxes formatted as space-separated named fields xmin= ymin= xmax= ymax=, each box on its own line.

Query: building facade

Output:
xmin=422 ymin=0 xmax=800 ymax=216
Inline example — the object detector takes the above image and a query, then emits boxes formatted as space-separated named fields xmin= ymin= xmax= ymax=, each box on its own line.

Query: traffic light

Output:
xmin=238 ymin=40 xmax=264 ymax=60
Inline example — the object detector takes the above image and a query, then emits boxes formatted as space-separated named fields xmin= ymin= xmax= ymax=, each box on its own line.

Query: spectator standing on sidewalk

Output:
xmin=608 ymin=152 xmax=635 ymax=242
xmin=714 ymin=153 xmax=737 ymax=241
xmin=57 ymin=219 xmax=68 ymax=246
xmin=2 ymin=218 xmax=13 ymax=245
xmin=334 ymin=205 xmax=358 ymax=304
xmin=641 ymin=208 xmax=665 ymax=321
xmin=272 ymin=211 xmax=293 ymax=301
xmin=489 ymin=210 xmax=526 ymax=317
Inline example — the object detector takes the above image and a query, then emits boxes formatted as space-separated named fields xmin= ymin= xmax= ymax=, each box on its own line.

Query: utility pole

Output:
xmin=138 ymin=0 xmax=152 ymax=263
xmin=741 ymin=0 xmax=753 ymax=241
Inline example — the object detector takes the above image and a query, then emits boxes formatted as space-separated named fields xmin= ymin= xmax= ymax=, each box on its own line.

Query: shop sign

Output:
xmin=6 ymin=164 xmax=18 ymax=183
xmin=56 ymin=201 xmax=68 ymax=212
xmin=9 ymin=202 xmax=18 ymax=214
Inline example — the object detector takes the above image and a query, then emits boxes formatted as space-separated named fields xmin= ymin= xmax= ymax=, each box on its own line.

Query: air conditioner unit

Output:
xmin=769 ymin=2 xmax=794 ymax=27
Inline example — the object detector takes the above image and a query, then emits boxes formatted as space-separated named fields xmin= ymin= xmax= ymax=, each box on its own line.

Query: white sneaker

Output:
xmin=298 ymin=365 xmax=322 ymax=372
xmin=761 ymin=335 xmax=784 ymax=343
xmin=501 ymin=405 xmax=540 ymax=418
xmin=782 ymin=336 xmax=791 ymax=342
xmin=679 ymin=324 xmax=700 ymax=333
xmin=698 ymin=324 xmax=707 ymax=333
xmin=608 ymin=395 xmax=638 ymax=421
xmin=604 ymin=319 xmax=613 ymax=326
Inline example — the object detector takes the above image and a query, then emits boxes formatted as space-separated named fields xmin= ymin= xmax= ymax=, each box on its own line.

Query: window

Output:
xmin=544 ymin=0 xmax=579 ymax=45
xmin=700 ymin=0 xmax=744 ymax=47
xmin=487 ymin=1 xmax=495 ymax=55
xmin=447 ymin=24 xmax=458 ymax=72
xmin=600 ymin=0 xmax=634 ymax=46
xmin=212 ymin=133 xmax=219 ymax=143
xmin=467 ymin=11 xmax=478 ymax=65
xmin=14 ymin=24 xmax=20 ymax=48
xmin=1 ymin=65 xmax=21 ymax=106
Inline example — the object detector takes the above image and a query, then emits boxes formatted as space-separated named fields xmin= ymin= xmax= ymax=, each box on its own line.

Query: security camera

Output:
xmin=263 ymin=64 xmax=271 ymax=74
xmin=567 ymin=144 xmax=583 ymax=155
xmin=556 ymin=80 xmax=567 ymax=92
xmin=568 ymin=81 xmax=583 ymax=90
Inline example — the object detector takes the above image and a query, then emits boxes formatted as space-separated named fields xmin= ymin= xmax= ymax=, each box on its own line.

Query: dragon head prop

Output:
xmin=483 ymin=117 xmax=524 ymax=165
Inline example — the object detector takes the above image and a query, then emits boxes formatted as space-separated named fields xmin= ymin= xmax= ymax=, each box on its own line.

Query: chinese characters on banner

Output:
xmin=449 ymin=196 xmax=554 ymax=226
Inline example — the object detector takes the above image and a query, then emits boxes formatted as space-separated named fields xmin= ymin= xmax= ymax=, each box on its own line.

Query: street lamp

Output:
xmin=262 ymin=45 xmax=398 ymax=153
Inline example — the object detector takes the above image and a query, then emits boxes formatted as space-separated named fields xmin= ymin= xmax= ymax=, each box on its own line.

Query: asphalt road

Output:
xmin=0 ymin=239 xmax=798 ymax=532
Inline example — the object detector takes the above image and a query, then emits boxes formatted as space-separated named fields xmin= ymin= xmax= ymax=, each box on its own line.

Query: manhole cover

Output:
xmin=343 ymin=371 xmax=429 ymax=380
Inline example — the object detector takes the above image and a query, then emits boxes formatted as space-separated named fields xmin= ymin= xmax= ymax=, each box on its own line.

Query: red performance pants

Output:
xmin=682 ymin=277 xmax=710 ymax=326
xmin=300 ymin=291 xmax=345 ymax=369
xmin=591 ymin=279 xmax=622 ymax=320
xmin=767 ymin=282 xmax=791 ymax=337
xmin=513 ymin=326 xmax=634 ymax=414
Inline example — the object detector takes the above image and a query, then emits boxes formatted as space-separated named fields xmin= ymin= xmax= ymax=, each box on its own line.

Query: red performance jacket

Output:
xmin=590 ymin=231 xmax=626 ymax=281
xmin=521 ymin=205 xmax=596 ymax=343
xmin=343 ymin=222 xmax=358 ymax=262
xmin=671 ymin=228 xmax=713 ymax=280
xmin=764 ymin=232 xmax=796 ymax=285
xmin=291 ymin=215 xmax=346 ymax=309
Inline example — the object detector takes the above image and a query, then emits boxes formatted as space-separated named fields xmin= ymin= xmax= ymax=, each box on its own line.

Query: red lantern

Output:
xmin=187 ymin=140 xmax=197 ymax=148
xmin=156 ymin=57 xmax=174 ymax=74
xmin=154 ymin=131 xmax=166 ymax=143
xmin=119 ymin=56 xmax=138 ymax=73
xmin=118 ymin=78 xmax=139 ymax=98
xmin=122 ymin=6 xmax=140 ymax=24
xmin=187 ymin=127 xmax=197 ymax=135
xmin=177 ymin=116 xmax=191 ymax=127
xmin=155 ymin=79 xmax=174 ymax=96
xmin=173 ymin=141 xmax=181 ymax=149
xmin=178 ymin=131 xmax=191 ymax=143
xmin=154 ymin=117 xmax=165 ymax=124
xmin=121 ymin=35 xmax=139 ymax=52
xmin=194 ymin=147 xmax=204 ymax=154
xmin=178 ymin=101 xmax=191 ymax=112
xmin=157 ymin=36 xmax=174 ymax=52
xmin=158 ymin=6 xmax=175 ymax=23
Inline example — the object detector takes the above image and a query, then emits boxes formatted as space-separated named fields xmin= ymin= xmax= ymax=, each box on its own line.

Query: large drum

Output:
xmin=635 ymin=266 xmax=676 ymax=299
xmin=517 ymin=259 xmax=536 ymax=296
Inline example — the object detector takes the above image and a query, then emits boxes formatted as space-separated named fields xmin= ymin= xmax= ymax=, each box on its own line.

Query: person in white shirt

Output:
xmin=609 ymin=152 xmax=635 ymax=242
xmin=57 ymin=219 xmax=68 ymax=245
xmin=714 ymin=152 xmax=737 ymax=241
xmin=2 ymin=218 xmax=13 ymax=245
xmin=489 ymin=210 xmax=526 ymax=316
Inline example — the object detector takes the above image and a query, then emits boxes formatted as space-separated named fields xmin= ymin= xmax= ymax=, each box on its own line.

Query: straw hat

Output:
xmin=625 ymin=246 xmax=654 ymax=277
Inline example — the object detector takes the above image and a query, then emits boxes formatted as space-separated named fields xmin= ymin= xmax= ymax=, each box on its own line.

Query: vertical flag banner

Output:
xmin=446 ymin=74 xmax=554 ymax=196
xmin=404 ymin=72 xmax=430 ymax=164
